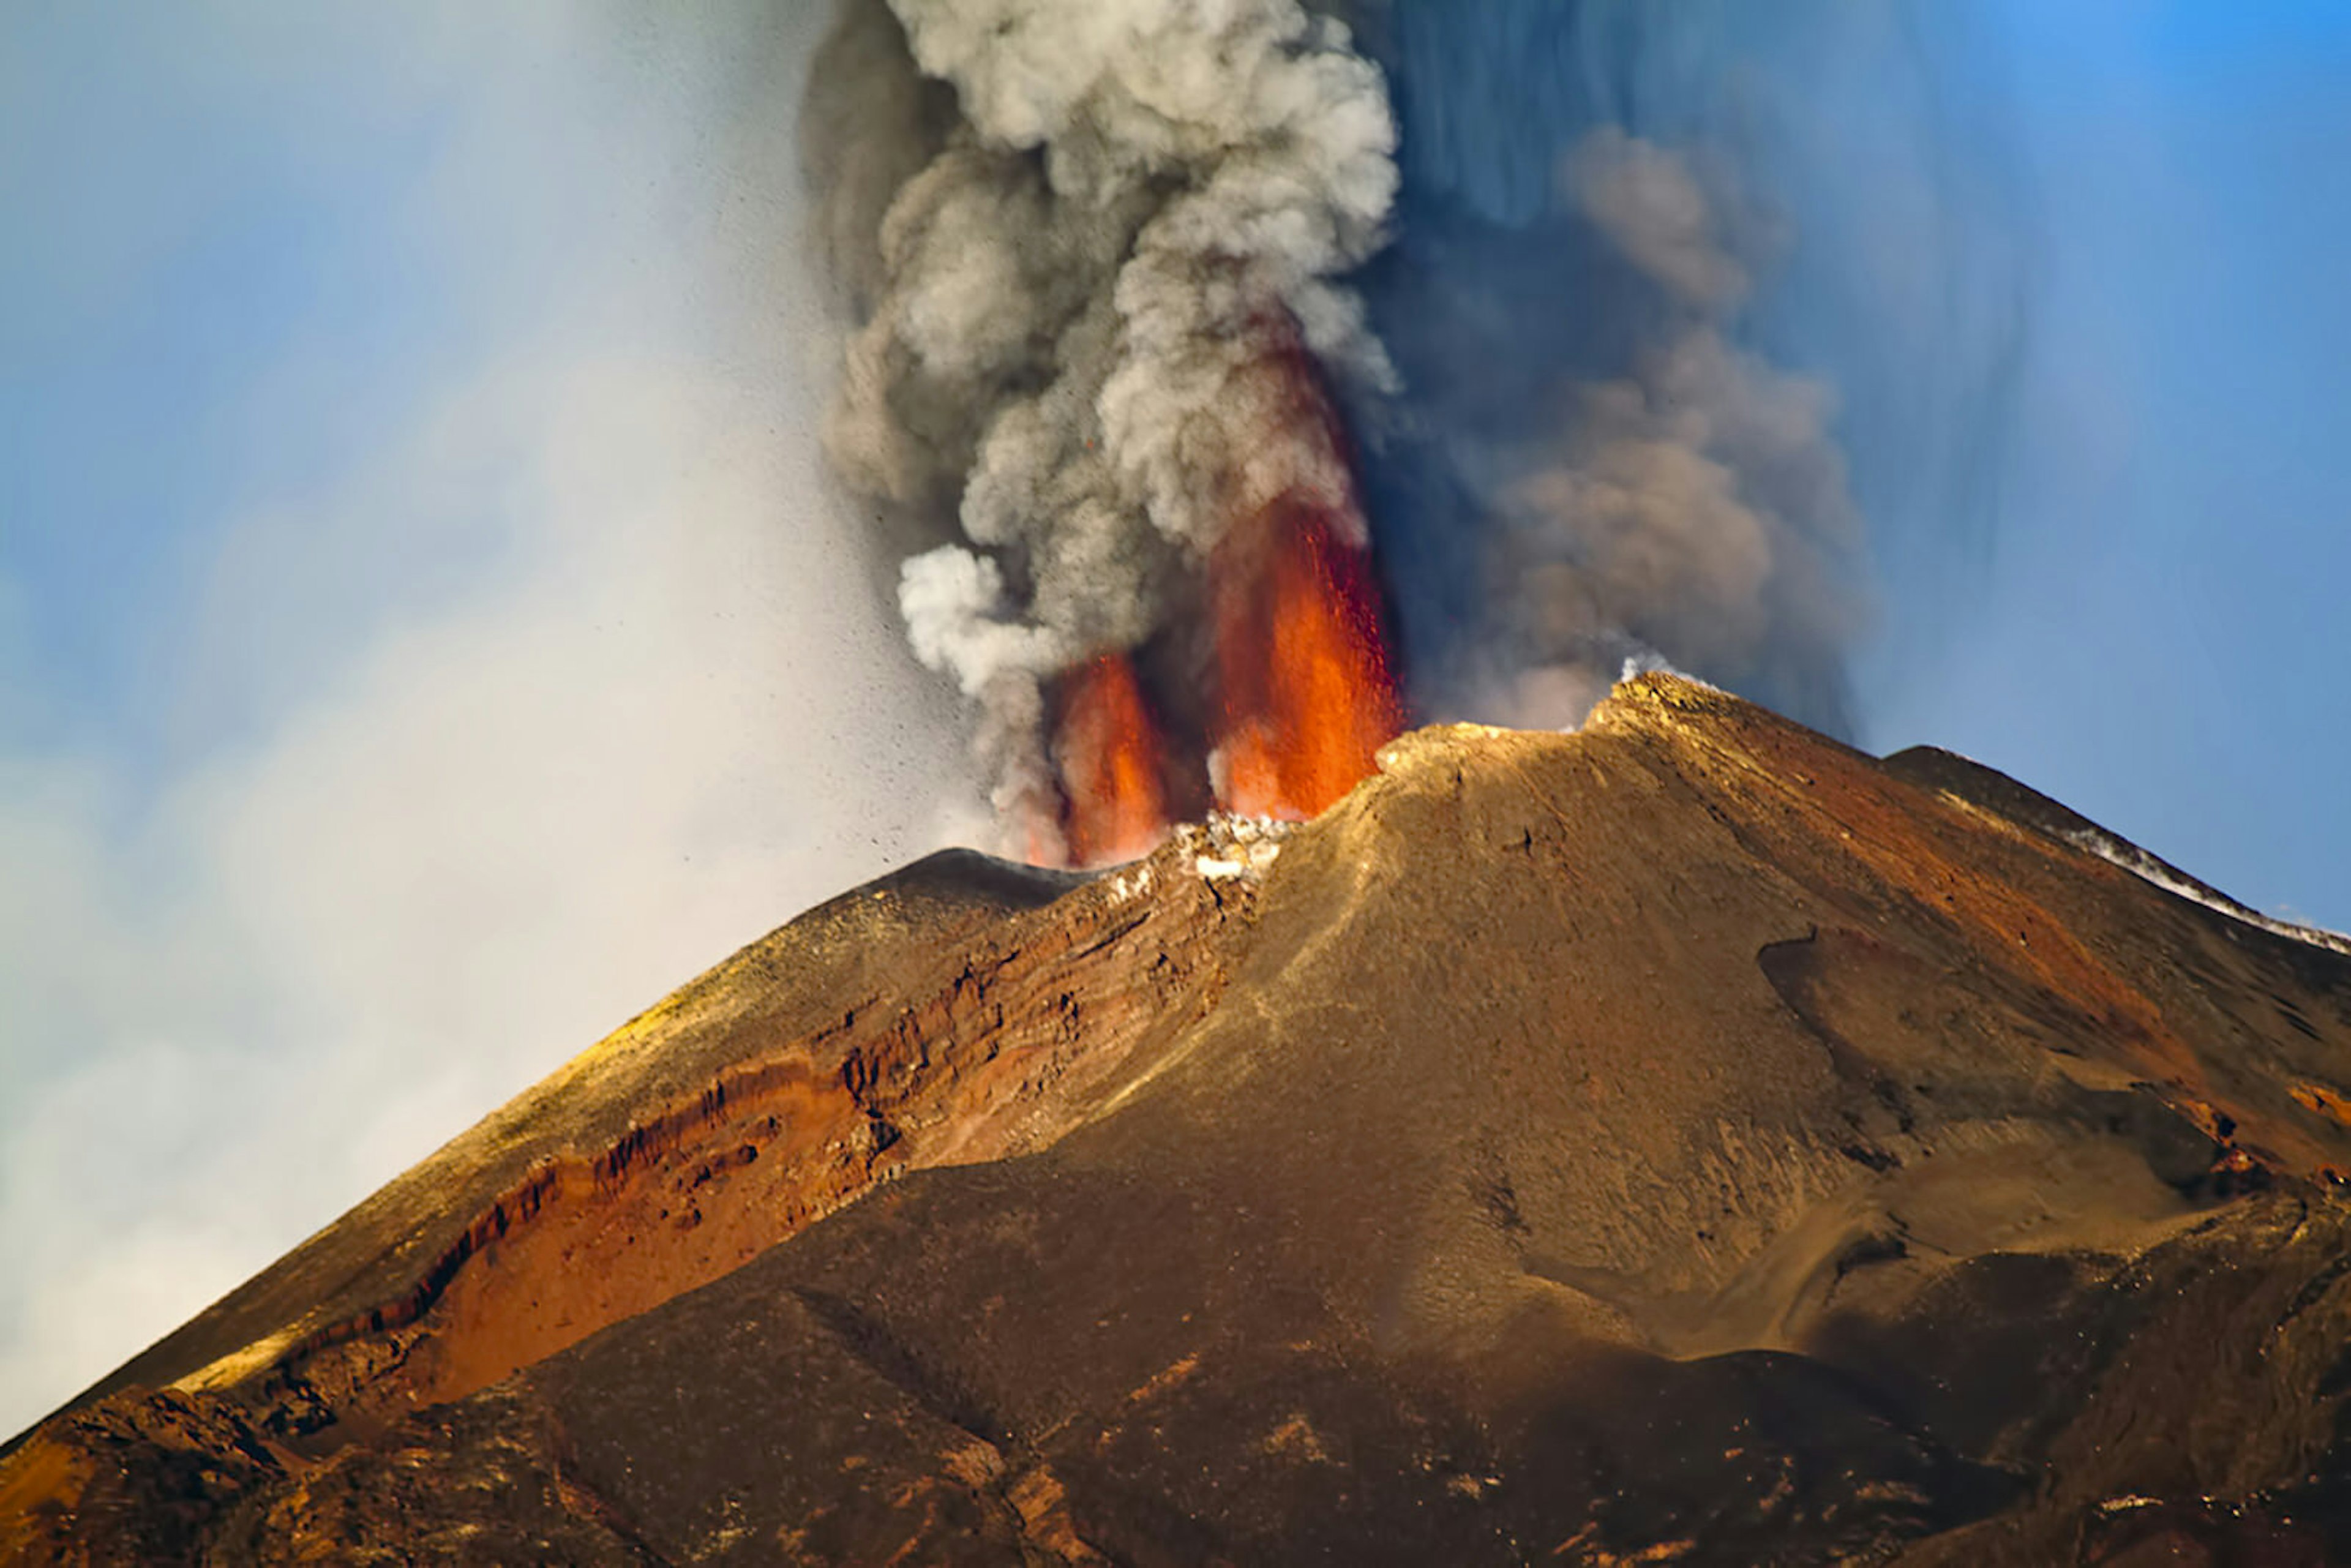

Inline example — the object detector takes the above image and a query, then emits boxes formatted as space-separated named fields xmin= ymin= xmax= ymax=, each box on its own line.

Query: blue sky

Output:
xmin=2 ymin=2 xmax=2348 ymax=1438
xmin=1859 ymin=0 xmax=2351 ymax=931
xmin=3 ymin=11 xmax=453 ymax=754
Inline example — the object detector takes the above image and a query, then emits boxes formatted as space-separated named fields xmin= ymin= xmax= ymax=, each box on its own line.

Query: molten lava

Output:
xmin=1212 ymin=500 xmax=1403 ymax=820
xmin=1054 ymin=652 xmax=1172 ymax=866
xmin=1040 ymin=320 xmax=1404 ymax=860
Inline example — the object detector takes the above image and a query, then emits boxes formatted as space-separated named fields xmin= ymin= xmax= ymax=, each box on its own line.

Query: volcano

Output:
xmin=9 ymin=674 xmax=2351 ymax=1565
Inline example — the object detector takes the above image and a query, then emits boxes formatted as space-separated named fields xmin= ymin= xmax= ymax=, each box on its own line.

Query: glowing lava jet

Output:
xmin=1049 ymin=340 xmax=1403 ymax=867
xmin=1054 ymin=652 xmax=1172 ymax=869
xmin=1209 ymin=498 xmax=1401 ymax=822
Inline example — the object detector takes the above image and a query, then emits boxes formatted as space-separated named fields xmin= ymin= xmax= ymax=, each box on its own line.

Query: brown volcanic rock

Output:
xmin=9 ymin=673 xmax=2351 ymax=1564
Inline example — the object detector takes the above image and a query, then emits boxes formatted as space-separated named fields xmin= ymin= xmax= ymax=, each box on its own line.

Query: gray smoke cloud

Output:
xmin=806 ymin=0 xmax=1398 ymax=855
xmin=1469 ymin=127 xmax=1867 ymax=730
xmin=804 ymin=1 xmax=1875 ymax=840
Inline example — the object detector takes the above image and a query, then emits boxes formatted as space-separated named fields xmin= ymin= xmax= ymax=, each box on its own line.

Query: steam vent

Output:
xmin=11 ymin=673 xmax=2351 ymax=1564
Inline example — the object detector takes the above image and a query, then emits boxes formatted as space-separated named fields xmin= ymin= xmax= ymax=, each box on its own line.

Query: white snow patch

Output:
xmin=2061 ymin=828 xmax=2351 ymax=959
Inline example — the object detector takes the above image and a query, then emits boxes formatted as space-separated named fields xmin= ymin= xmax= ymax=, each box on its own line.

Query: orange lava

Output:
xmin=1055 ymin=652 xmax=1172 ymax=866
xmin=1040 ymin=318 xmax=1403 ymax=856
xmin=1212 ymin=499 xmax=1403 ymax=820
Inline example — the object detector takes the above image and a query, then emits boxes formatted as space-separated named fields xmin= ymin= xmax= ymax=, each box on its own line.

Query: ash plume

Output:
xmin=1344 ymin=0 xmax=2023 ymax=740
xmin=804 ymin=0 xmax=1398 ymax=858
xmin=1475 ymin=127 xmax=1865 ymax=729
xmin=803 ymin=0 xmax=2009 ymax=851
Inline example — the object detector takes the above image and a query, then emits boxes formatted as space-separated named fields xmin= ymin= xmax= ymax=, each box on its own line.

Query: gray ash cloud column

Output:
xmin=1340 ymin=0 xmax=2027 ymax=741
xmin=801 ymin=0 xmax=1403 ymax=860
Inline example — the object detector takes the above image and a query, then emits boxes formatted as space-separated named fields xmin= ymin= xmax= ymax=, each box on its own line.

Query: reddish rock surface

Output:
xmin=7 ymin=673 xmax=2351 ymax=1564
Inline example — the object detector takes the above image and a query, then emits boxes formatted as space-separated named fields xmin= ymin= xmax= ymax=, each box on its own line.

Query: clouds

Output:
xmin=0 ymin=4 xmax=964 ymax=1436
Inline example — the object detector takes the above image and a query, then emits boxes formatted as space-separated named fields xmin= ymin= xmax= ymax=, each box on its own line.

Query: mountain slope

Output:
xmin=8 ymin=673 xmax=2351 ymax=1564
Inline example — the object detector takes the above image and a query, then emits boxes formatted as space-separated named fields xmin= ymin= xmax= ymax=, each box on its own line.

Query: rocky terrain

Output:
xmin=7 ymin=672 xmax=2351 ymax=1565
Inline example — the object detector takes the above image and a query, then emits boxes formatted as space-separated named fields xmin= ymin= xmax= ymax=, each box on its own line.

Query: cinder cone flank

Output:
xmin=12 ymin=674 xmax=2351 ymax=1566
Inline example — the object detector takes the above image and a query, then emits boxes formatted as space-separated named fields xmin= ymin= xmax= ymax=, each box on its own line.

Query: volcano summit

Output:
xmin=8 ymin=674 xmax=2351 ymax=1564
